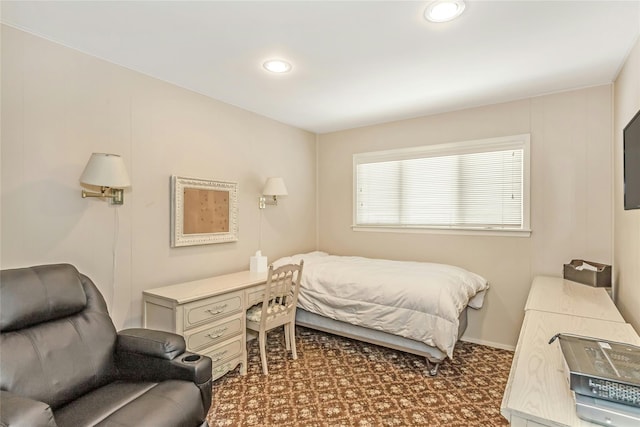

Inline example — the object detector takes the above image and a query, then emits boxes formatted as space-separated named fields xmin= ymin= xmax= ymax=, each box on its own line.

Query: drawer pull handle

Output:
xmin=212 ymin=350 xmax=229 ymax=362
xmin=205 ymin=304 xmax=228 ymax=315
xmin=206 ymin=328 xmax=228 ymax=340
xmin=213 ymin=363 xmax=231 ymax=375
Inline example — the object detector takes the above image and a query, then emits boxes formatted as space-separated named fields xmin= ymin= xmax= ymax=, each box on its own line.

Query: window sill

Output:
xmin=351 ymin=225 xmax=532 ymax=238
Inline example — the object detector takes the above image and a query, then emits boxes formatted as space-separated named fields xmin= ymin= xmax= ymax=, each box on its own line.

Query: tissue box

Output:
xmin=563 ymin=259 xmax=611 ymax=287
xmin=250 ymin=254 xmax=267 ymax=273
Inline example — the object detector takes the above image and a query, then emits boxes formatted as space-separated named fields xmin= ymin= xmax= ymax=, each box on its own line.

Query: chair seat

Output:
xmin=54 ymin=380 xmax=204 ymax=427
xmin=246 ymin=303 xmax=288 ymax=323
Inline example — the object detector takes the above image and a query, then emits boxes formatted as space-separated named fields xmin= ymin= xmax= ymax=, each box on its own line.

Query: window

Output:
xmin=353 ymin=134 xmax=530 ymax=236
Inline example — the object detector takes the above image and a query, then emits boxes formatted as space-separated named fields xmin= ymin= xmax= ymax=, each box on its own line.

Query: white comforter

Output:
xmin=273 ymin=252 xmax=489 ymax=358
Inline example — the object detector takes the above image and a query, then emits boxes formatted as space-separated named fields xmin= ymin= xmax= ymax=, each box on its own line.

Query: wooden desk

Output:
xmin=525 ymin=276 xmax=622 ymax=322
xmin=143 ymin=270 xmax=267 ymax=380
xmin=501 ymin=311 xmax=639 ymax=426
xmin=501 ymin=276 xmax=639 ymax=427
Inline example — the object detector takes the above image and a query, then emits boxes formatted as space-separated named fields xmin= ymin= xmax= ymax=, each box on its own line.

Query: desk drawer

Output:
xmin=246 ymin=285 xmax=266 ymax=306
xmin=201 ymin=330 xmax=245 ymax=381
xmin=183 ymin=291 xmax=242 ymax=330
xmin=212 ymin=355 xmax=243 ymax=381
xmin=186 ymin=314 xmax=243 ymax=351
xmin=205 ymin=336 xmax=243 ymax=365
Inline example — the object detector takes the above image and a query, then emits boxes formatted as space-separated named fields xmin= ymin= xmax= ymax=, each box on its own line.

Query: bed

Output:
xmin=272 ymin=252 xmax=489 ymax=375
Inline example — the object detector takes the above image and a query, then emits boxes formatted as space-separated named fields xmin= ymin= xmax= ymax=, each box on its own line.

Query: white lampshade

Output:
xmin=262 ymin=177 xmax=288 ymax=196
xmin=80 ymin=153 xmax=131 ymax=188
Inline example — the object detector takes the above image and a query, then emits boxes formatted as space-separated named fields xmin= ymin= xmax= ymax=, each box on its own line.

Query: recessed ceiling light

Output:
xmin=263 ymin=59 xmax=292 ymax=73
xmin=425 ymin=0 xmax=466 ymax=23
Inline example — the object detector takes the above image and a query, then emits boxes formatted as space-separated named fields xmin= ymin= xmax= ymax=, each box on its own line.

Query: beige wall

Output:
xmin=317 ymin=86 xmax=613 ymax=349
xmin=614 ymin=37 xmax=640 ymax=333
xmin=1 ymin=24 xmax=624 ymax=350
xmin=0 ymin=25 xmax=317 ymax=328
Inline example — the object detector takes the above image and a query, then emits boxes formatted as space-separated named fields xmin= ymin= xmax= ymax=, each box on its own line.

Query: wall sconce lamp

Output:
xmin=80 ymin=153 xmax=131 ymax=205
xmin=259 ymin=177 xmax=288 ymax=209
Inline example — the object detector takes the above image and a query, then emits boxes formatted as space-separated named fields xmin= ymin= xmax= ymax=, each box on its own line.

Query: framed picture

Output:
xmin=170 ymin=176 xmax=239 ymax=247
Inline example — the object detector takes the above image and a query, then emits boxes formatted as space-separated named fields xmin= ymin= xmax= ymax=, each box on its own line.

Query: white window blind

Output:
xmin=354 ymin=134 xmax=530 ymax=233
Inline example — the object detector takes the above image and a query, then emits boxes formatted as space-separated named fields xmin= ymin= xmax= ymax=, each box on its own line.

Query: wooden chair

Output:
xmin=246 ymin=261 xmax=304 ymax=375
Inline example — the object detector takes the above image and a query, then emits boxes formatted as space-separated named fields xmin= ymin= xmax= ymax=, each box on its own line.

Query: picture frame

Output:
xmin=170 ymin=175 xmax=239 ymax=247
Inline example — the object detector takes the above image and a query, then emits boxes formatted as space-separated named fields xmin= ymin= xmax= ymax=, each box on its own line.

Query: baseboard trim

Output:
xmin=460 ymin=336 xmax=515 ymax=351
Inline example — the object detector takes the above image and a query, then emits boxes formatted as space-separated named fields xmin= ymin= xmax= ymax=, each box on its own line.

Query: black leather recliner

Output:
xmin=0 ymin=264 xmax=213 ymax=427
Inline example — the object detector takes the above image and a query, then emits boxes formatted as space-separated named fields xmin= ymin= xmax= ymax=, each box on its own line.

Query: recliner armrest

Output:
xmin=0 ymin=390 xmax=57 ymax=427
xmin=115 ymin=332 xmax=213 ymax=415
xmin=117 ymin=328 xmax=186 ymax=360
xmin=115 ymin=328 xmax=212 ymax=385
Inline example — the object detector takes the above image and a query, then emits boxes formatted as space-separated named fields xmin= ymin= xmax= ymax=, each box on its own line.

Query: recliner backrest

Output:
xmin=0 ymin=264 xmax=118 ymax=408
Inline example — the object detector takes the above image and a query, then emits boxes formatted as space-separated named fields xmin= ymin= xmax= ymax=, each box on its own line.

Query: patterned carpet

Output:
xmin=207 ymin=326 xmax=513 ymax=427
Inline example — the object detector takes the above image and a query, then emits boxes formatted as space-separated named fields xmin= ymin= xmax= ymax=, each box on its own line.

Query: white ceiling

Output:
xmin=2 ymin=1 xmax=639 ymax=133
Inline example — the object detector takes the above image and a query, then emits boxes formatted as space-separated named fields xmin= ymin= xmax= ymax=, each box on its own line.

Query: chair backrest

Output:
xmin=258 ymin=261 xmax=304 ymax=329
xmin=0 ymin=264 xmax=118 ymax=409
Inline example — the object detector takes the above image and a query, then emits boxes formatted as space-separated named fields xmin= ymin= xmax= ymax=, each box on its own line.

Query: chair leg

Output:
xmin=259 ymin=331 xmax=268 ymax=375
xmin=289 ymin=323 xmax=297 ymax=360
xmin=284 ymin=323 xmax=291 ymax=351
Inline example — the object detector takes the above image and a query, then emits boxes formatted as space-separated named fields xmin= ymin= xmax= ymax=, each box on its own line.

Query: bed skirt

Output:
xmin=295 ymin=307 xmax=468 ymax=365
